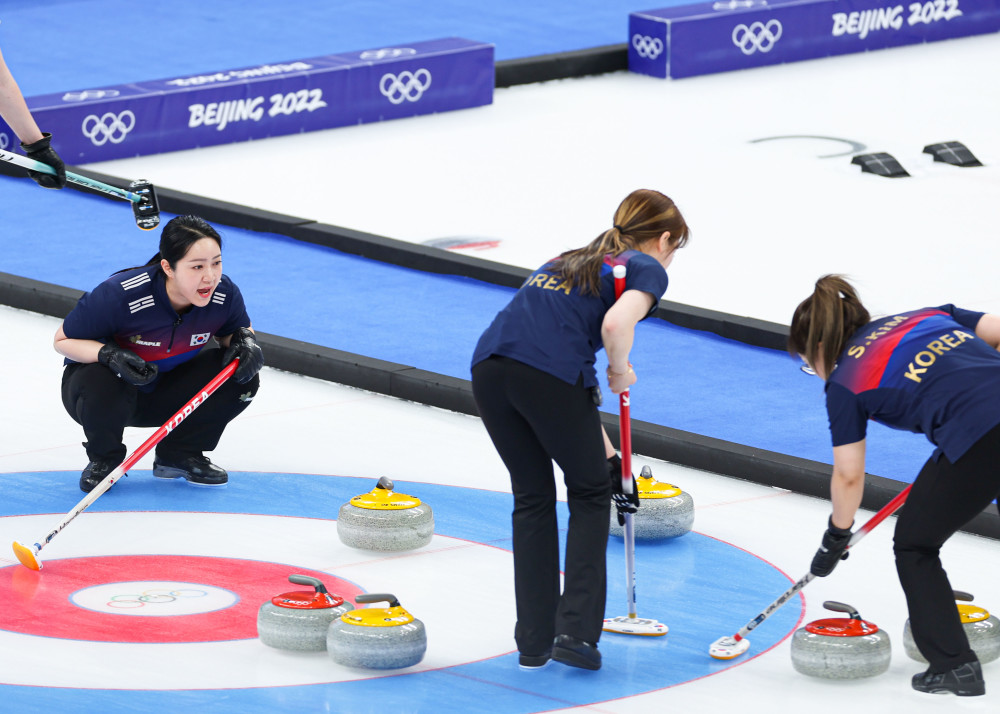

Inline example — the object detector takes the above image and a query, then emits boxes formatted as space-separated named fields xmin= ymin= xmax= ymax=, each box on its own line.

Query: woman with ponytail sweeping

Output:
xmin=790 ymin=274 xmax=1000 ymax=696
xmin=471 ymin=189 xmax=689 ymax=671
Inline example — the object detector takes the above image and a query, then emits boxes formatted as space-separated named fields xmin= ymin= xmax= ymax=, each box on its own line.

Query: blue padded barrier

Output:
xmin=629 ymin=0 xmax=1000 ymax=78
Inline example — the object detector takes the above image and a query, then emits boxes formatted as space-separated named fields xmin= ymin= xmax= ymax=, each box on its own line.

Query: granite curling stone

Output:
xmin=609 ymin=465 xmax=694 ymax=540
xmin=258 ymin=574 xmax=354 ymax=651
xmin=337 ymin=476 xmax=434 ymax=552
xmin=903 ymin=590 xmax=1000 ymax=664
xmin=791 ymin=601 xmax=891 ymax=679
xmin=327 ymin=592 xmax=427 ymax=669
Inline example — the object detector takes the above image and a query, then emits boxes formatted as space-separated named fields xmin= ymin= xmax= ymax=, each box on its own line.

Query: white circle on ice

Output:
xmin=0 ymin=510 xmax=516 ymax=690
xmin=71 ymin=581 xmax=235 ymax=616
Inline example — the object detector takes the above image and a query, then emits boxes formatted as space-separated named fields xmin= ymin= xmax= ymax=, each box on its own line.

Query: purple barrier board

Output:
xmin=0 ymin=38 xmax=493 ymax=162
xmin=629 ymin=0 xmax=1000 ymax=78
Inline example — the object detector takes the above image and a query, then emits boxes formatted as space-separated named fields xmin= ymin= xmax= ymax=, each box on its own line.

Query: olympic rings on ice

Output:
xmin=106 ymin=588 xmax=209 ymax=609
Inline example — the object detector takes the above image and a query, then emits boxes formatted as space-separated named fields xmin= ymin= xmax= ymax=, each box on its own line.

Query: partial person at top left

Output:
xmin=0 ymin=41 xmax=66 ymax=188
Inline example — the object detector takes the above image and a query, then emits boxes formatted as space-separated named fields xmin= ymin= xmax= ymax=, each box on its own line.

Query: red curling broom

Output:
xmin=602 ymin=263 xmax=668 ymax=637
xmin=11 ymin=359 xmax=238 ymax=571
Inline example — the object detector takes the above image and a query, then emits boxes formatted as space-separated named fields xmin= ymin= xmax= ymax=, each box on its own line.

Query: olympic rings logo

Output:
xmin=632 ymin=34 xmax=664 ymax=60
xmin=732 ymin=20 xmax=783 ymax=55
xmin=82 ymin=110 xmax=136 ymax=146
xmin=63 ymin=89 xmax=121 ymax=102
xmin=360 ymin=48 xmax=417 ymax=61
xmin=379 ymin=69 xmax=432 ymax=104
xmin=107 ymin=588 xmax=208 ymax=609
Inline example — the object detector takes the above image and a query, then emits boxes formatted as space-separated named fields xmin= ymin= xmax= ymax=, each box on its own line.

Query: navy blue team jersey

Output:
xmin=61 ymin=266 xmax=251 ymax=382
xmin=826 ymin=304 xmax=1000 ymax=461
xmin=471 ymin=250 xmax=668 ymax=388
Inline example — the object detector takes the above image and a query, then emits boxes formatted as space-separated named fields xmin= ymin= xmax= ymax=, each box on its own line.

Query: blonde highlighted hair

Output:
xmin=551 ymin=189 xmax=689 ymax=296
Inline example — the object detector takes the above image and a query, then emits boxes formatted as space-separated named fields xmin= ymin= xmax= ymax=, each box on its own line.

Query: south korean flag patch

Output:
xmin=190 ymin=332 xmax=211 ymax=347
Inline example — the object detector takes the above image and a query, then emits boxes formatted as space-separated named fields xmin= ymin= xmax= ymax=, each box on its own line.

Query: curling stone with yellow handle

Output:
xmin=609 ymin=465 xmax=694 ymax=539
xmin=327 ymin=593 xmax=427 ymax=669
xmin=257 ymin=574 xmax=355 ymax=651
xmin=791 ymin=601 xmax=892 ymax=679
xmin=337 ymin=477 xmax=434 ymax=551
xmin=903 ymin=590 xmax=1000 ymax=664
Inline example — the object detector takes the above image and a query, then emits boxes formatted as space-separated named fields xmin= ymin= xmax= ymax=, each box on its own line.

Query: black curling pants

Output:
xmin=472 ymin=356 xmax=611 ymax=656
xmin=61 ymin=348 xmax=259 ymax=465
xmin=894 ymin=421 xmax=1000 ymax=672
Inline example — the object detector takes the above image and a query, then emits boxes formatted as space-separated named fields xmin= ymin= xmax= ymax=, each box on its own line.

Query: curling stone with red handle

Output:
xmin=791 ymin=601 xmax=891 ymax=679
xmin=257 ymin=574 xmax=354 ymax=651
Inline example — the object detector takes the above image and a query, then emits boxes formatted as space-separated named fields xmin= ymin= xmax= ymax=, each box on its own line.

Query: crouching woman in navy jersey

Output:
xmin=471 ymin=189 xmax=689 ymax=671
xmin=55 ymin=215 xmax=264 ymax=492
xmin=790 ymin=274 xmax=1000 ymax=697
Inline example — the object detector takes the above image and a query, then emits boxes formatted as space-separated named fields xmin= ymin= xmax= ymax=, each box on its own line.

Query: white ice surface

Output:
xmin=2 ymin=305 xmax=998 ymax=708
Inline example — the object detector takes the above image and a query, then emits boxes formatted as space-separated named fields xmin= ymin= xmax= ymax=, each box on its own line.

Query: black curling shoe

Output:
xmin=912 ymin=661 xmax=985 ymax=696
xmin=518 ymin=650 xmax=552 ymax=670
xmin=153 ymin=453 xmax=228 ymax=486
xmin=552 ymin=634 xmax=601 ymax=671
xmin=80 ymin=460 xmax=117 ymax=493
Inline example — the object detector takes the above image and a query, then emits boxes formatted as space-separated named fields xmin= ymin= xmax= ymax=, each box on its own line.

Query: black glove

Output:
xmin=98 ymin=343 xmax=158 ymax=386
xmin=810 ymin=517 xmax=853 ymax=577
xmin=608 ymin=453 xmax=639 ymax=526
xmin=222 ymin=327 xmax=264 ymax=384
xmin=20 ymin=132 xmax=67 ymax=189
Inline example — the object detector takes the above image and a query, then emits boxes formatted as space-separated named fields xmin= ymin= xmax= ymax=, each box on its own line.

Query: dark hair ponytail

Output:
xmin=552 ymin=189 xmax=689 ymax=296
xmin=788 ymin=275 xmax=870 ymax=378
